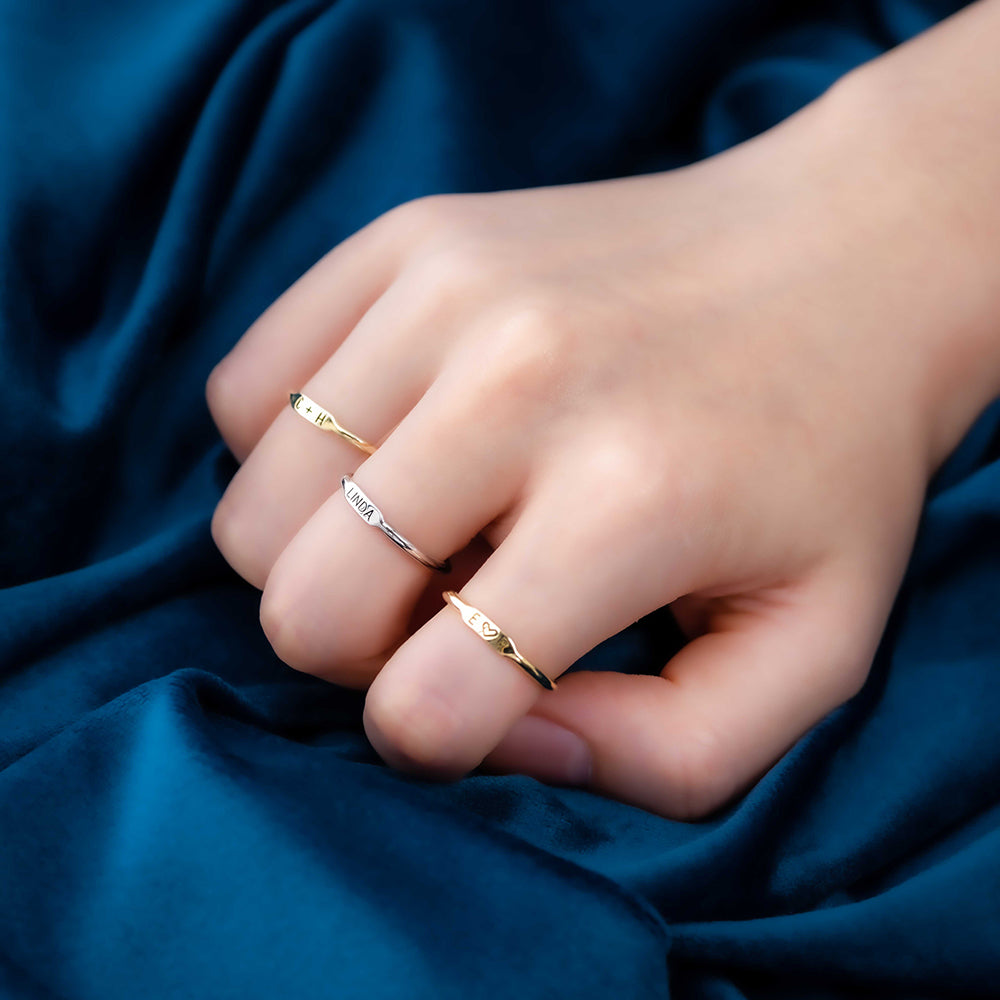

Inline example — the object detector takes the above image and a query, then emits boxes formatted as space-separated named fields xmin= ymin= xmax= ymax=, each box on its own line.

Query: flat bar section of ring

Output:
xmin=341 ymin=475 xmax=451 ymax=572
xmin=289 ymin=392 xmax=376 ymax=455
xmin=442 ymin=591 xmax=557 ymax=691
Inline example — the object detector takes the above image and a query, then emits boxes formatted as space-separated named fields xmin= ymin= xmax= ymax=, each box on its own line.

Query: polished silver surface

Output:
xmin=341 ymin=475 xmax=451 ymax=572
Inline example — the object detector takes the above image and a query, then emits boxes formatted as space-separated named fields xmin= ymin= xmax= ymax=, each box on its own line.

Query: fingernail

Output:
xmin=488 ymin=715 xmax=592 ymax=786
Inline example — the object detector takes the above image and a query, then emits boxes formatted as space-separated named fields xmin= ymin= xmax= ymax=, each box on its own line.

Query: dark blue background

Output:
xmin=2 ymin=1 xmax=997 ymax=996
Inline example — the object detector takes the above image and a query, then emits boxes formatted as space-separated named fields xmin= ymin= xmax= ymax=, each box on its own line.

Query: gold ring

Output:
xmin=442 ymin=591 xmax=557 ymax=691
xmin=289 ymin=392 xmax=376 ymax=455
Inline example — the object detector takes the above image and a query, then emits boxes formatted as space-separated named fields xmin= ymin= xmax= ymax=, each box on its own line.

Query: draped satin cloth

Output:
xmin=2 ymin=1 xmax=997 ymax=997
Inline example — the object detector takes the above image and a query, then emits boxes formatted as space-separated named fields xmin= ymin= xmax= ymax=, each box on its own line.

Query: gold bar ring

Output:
xmin=289 ymin=392 xmax=377 ymax=455
xmin=442 ymin=591 xmax=557 ymax=691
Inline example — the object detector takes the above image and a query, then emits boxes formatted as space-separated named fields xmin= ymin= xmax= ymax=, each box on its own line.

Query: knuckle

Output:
xmin=205 ymin=360 xmax=241 ymax=442
xmin=210 ymin=496 xmax=265 ymax=590
xmin=205 ymin=357 xmax=262 ymax=464
xmin=366 ymin=681 xmax=468 ymax=776
xmin=260 ymin=558 xmax=401 ymax=676
xmin=829 ymin=653 xmax=873 ymax=704
xmin=472 ymin=299 xmax=574 ymax=407
xmin=209 ymin=496 xmax=235 ymax=562
xmin=499 ymin=298 xmax=573 ymax=356
xmin=812 ymin=576 xmax=883 ymax=705
xmin=259 ymin=567 xmax=339 ymax=676
xmin=584 ymin=433 xmax=667 ymax=515
xmin=384 ymin=192 xmax=470 ymax=242
xmin=258 ymin=570 xmax=309 ymax=671
xmin=663 ymin=719 xmax=738 ymax=820
xmin=411 ymin=243 xmax=497 ymax=301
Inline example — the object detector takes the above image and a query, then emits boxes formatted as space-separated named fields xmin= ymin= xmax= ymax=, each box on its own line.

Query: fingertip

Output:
xmin=211 ymin=491 xmax=269 ymax=590
xmin=362 ymin=685 xmax=469 ymax=782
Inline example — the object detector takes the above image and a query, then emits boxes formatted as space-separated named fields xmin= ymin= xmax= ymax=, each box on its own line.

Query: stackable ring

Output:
xmin=289 ymin=392 xmax=377 ymax=455
xmin=442 ymin=591 xmax=557 ymax=691
xmin=341 ymin=475 xmax=451 ymax=572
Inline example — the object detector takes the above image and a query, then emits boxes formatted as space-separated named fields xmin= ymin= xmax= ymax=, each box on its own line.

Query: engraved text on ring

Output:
xmin=468 ymin=611 xmax=501 ymax=640
xmin=345 ymin=486 xmax=379 ymax=523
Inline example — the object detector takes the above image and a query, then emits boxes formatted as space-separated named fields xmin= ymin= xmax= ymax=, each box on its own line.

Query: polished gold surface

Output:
xmin=442 ymin=591 xmax=557 ymax=691
xmin=289 ymin=392 xmax=376 ymax=455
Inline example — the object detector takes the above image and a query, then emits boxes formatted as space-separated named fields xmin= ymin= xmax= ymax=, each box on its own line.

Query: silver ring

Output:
xmin=341 ymin=475 xmax=451 ymax=573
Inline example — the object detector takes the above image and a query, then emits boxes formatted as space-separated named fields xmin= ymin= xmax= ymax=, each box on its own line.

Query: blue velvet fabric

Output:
xmin=1 ymin=1 xmax=996 ymax=996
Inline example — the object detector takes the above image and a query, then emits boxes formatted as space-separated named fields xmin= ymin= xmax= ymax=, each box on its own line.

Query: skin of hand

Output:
xmin=206 ymin=5 xmax=1000 ymax=819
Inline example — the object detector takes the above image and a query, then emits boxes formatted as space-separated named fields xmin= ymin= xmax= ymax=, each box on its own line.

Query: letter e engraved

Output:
xmin=469 ymin=611 xmax=498 ymax=640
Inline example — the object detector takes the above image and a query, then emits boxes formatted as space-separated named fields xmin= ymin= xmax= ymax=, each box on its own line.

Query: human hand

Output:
xmin=206 ymin=73 xmax=1000 ymax=819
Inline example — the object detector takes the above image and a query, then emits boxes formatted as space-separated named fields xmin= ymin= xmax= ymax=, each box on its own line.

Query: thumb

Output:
xmin=482 ymin=565 xmax=887 ymax=819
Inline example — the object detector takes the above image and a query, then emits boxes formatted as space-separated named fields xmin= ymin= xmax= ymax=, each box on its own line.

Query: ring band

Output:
xmin=341 ymin=475 xmax=451 ymax=572
xmin=290 ymin=393 xmax=376 ymax=455
xmin=442 ymin=591 xmax=557 ymax=691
